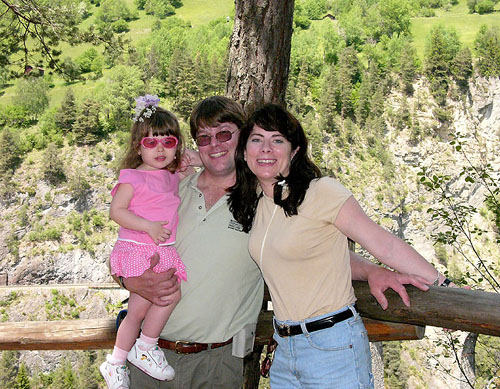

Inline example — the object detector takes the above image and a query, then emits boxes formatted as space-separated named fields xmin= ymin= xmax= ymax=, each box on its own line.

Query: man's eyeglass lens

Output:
xmin=196 ymin=131 xmax=234 ymax=146
xmin=141 ymin=137 xmax=178 ymax=149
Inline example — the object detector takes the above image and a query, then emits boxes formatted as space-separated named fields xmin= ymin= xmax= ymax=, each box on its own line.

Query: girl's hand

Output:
xmin=180 ymin=149 xmax=202 ymax=171
xmin=147 ymin=221 xmax=171 ymax=245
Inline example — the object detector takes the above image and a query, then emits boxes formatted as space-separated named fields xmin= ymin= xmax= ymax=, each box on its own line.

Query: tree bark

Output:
xmin=226 ymin=0 xmax=295 ymax=110
xmin=460 ymin=332 xmax=478 ymax=389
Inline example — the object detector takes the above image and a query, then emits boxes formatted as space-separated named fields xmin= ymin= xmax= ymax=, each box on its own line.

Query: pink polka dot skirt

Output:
xmin=110 ymin=240 xmax=187 ymax=282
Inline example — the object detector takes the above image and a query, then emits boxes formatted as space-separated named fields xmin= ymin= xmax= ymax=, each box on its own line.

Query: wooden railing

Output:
xmin=1 ymin=282 xmax=499 ymax=388
xmin=2 ymin=282 xmax=499 ymax=351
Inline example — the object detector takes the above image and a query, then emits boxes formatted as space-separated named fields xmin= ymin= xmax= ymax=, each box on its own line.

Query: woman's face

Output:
xmin=244 ymin=125 xmax=298 ymax=189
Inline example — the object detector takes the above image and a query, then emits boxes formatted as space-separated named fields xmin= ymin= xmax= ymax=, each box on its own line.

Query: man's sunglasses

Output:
xmin=140 ymin=136 xmax=178 ymax=149
xmin=195 ymin=130 xmax=235 ymax=147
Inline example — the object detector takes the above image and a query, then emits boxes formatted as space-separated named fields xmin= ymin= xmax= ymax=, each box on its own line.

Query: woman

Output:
xmin=229 ymin=103 xmax=450 ymax=388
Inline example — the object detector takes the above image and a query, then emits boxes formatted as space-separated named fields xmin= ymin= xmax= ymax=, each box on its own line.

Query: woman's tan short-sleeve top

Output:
xmin=248 ymin=177 xmax=356 ymax=321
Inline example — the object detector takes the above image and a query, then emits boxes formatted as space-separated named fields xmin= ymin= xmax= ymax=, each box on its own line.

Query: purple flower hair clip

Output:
xmin=133 ymin=94 xmax=160 ymax=122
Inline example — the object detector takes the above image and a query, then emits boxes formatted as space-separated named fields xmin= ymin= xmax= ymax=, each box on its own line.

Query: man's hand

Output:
xmin=366 ymin=266 xmax=429 ymax=310
xmin=123 ymin=253 xmax=180 ymax=306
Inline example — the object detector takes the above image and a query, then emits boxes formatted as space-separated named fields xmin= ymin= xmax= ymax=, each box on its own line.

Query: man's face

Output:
xmin=195 ymin=122 xmax=239 ymax=178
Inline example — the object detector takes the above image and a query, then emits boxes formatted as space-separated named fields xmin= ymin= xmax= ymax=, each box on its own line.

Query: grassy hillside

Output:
xmin=175 ymin=0 xmax=233 ymax=26
xmin=411 ymin=0 xmax=500 ymax=57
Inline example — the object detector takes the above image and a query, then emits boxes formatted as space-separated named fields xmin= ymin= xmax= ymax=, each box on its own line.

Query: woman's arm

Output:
xmin=110 ymin=183 xmax=171 ymax=245
xmin=338 ymin=196 xmax=444 ymax=284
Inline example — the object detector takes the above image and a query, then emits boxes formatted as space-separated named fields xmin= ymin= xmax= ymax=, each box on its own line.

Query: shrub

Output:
xmin=467 ymin=0 xmax=477 ymax=12
xmin=476 ymin=0 xmax=495 ymax=13
xmin=0 ymin=129 xmax=22 ymax=174
xmin=28 ymin=226 xmax=62 ymax=242
xmin=61 ymin=57 xmax=82 ymax=82
xmin=474 ymin=25 xmax=500 ymax=77
xmin=76 ymin=48 xmax=100 ymax=73
xmin=42 ymin=143 xmax=66 ymax=185
xmin=111 ymin=19 xmax=129 ymax=33
xmin=54 ymin=89 xmax=77 ymax=132
xmin=0 ymin=105 xmax=34 ymax=128
xmin=13 ymin=76 xmax=50 ymax=119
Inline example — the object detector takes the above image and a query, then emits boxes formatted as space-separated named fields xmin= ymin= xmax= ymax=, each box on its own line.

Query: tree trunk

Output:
xmin=226 ymin=0 xmax=295 ymax=110
xmin=460 ymin=332 xmax=478 ymax=389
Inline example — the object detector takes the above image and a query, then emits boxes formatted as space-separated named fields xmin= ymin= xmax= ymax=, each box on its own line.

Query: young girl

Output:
xmin=100 ymin=96 xmax=199 ymax=389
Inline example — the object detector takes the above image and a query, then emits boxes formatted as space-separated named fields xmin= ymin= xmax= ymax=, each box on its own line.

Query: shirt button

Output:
xmin=199 ymin=194 xmax=202 ymax=198
xmin=198 ymin=205 xmax=202 ymax=210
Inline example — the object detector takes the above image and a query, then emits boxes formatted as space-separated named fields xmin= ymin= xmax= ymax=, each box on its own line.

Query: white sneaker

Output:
xmin=127 ymin=338 xmax=175 ymax=381
xmin=100 ymin=354 xmax=130 ymax=389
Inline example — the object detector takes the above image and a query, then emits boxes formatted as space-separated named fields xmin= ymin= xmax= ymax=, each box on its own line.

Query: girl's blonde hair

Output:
xmin=120 ymin=107 xmax=183 ymax=172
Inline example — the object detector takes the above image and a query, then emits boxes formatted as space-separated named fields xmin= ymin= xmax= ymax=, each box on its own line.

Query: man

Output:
xmin=120 ymin=96 xmax=430 ymax=388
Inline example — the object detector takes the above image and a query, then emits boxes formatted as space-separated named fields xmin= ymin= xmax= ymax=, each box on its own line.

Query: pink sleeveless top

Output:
xmin=111 ymin=169 xmax=181 ymax=245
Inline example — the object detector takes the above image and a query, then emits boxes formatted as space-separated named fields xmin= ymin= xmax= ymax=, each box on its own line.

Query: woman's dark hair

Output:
xmin=229 ymin=103 xmax=322 ymax=232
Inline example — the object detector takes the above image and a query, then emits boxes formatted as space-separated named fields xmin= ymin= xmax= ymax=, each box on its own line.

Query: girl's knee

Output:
xmin=170 ymin=289 xmax=181 ymax=305
xmin=121 ymin=311 xmax=145 ymax=327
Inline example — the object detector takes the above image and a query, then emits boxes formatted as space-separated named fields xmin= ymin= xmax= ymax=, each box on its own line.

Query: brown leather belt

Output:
xmin=158 ymin=338 xmax=233 ymax=354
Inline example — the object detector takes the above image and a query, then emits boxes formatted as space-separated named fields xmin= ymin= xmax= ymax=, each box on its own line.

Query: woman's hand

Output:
xmin=349 ymin=251 xmax=429 ymax=310
xmin=366 ymin=266 xmax=429 ymax=310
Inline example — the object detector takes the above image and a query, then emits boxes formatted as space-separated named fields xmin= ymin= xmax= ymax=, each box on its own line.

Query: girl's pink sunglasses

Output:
xmin=140 ymin=136 xmax=178 ymax=149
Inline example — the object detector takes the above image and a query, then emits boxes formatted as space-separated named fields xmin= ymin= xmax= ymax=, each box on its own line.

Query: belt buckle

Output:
xmin=279 ymin=324 xmax=291 ymax=337
xmin=174 ymin=340 xmax=192 ymax=354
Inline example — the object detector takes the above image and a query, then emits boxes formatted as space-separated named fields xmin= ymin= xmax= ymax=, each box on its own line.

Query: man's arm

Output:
xmin=111 ymin=253 xmax=180 ymax=306
xmin=349 ymin=251 xmax=429 ymax=310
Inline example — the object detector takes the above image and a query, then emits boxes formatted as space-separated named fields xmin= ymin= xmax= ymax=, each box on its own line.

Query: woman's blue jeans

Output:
xmin=270 ymin=304 xmax=374 ymax=388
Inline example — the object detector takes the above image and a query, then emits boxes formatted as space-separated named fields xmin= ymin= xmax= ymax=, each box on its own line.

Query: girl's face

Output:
xmin=137 ymin=131 xmax=178 ymax=171
xmin=244 ymin=125 xmax=298 ymax=194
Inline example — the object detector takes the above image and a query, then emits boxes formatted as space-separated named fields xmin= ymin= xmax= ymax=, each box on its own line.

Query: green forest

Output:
xmin=1 ymin=0 xmax=500 ymax=387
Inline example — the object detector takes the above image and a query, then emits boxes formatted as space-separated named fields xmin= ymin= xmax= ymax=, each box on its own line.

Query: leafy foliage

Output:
xmin=13 ymin=77 xmax=50 ymax=119
xmin=15 ymin=363 xmax=30 ymax=389
xmin=384 ymin=341 xmax=409 ymax=388
xmin=96 ymin=0 xmax=138 ymax=23
xmin=0 ymin=0 xmax=120 ymax=77
xmin=0 ymin=128 xmax=22 ymax=178
xmin=42 ymin=143 xmax=66 ymax=185
xmin=418 ymin=133 xmax=500 ymax=292
xmin=474 ymin=25 xmax=500 ymax=77
xmin=0 ymin=351 xmax=20 ymax=388
xmin=97 ymin=65 xmax=144 ymax=131
xmin=73 ymin=99 xmax=103 ymax=145
xmin=424 ymin=25 xmax=463 ymax=123
xmin=0 ymin=105 xmax=34 ymax=128
xmin=54 ymin=89 xmax=77 ymax=132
